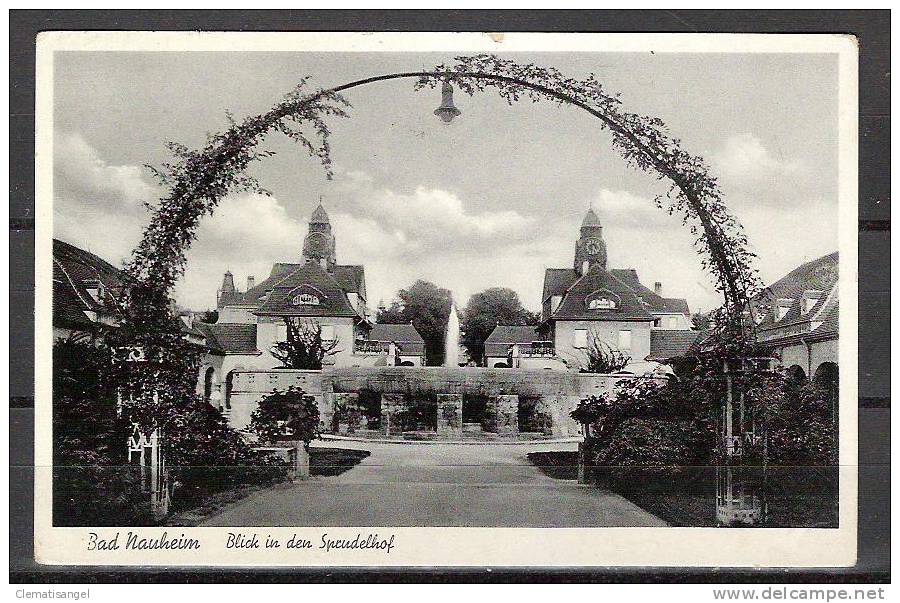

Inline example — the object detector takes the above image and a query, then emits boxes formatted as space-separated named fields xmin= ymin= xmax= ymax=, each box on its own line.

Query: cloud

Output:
xmin=177 ymin=193 xmax=309 ymax=308
xmin=711 ymin=133 xmax=801 ymax=184
xmin=54 ymin=132 xmax=159 ymax=214
xmin=52 ymin=132 xmax=158 ymax=268
xmin=52 ymin=134 xmax=835 ymax=319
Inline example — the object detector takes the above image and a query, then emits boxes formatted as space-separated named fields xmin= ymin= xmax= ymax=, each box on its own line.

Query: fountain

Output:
xmin=443 ymin=298 xmax=460 ymax=367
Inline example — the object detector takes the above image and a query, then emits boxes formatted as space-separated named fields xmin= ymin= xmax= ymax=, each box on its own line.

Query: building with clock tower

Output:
xmin=195 ymin=201 xmax=426 ymax=427
xmin=530 ymin=207 xmax=697 ymax=371
xmin=303 ymin=201 xmax=337 ymax=272
xmin=573 ymin=208 xmax=608 ymax=275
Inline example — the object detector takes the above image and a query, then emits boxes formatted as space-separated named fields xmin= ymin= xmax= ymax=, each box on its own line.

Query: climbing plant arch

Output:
xmin=120 ymin=54 xmax=762 ymax=426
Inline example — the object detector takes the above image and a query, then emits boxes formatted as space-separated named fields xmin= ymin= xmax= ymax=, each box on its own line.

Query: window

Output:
xmin=802 ymin=290 xmax=823 ymax=315
xmin=585 ymin=289 xmax=619 ymax=311
xmin=668 ymin=316 xmax=679 ymax=329
xmin=292 ymin=293 xmax=320 ymax=306
xmin=617 ymin=329 xmax=632 ymax=350
xmin=288 ymin=284 xmax=326 ymax=306
xmin=224 ymin=371 xmax=234 ymax=411
xmin=573 ymin=329 xmax=588 ymax=349
xmin=321 ymin=325 xmax=335 ymax=341
xmin=653 ymin=317 xmax=661 ymax=327
xmin=588 ymin=297 xmax=616 ymax=310
xmin=551 ymin=295 xmax=562 ymax=313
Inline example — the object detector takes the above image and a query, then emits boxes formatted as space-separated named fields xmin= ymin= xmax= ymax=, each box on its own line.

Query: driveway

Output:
xmin=200 ymin=439 xmax=666 ymax=527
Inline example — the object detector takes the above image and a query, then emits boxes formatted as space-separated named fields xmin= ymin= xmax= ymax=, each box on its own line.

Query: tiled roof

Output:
xmin=609 ymin=269 xmax=690 ymax=315
xmin=53 ymin=238 xmax=126 ymax=330
xmin=755 ymin=251 xmax=839 ymax=334
xmin=333 ymin=265 xmax=365 ymax=296
xmin=812 ymin=303 xmax=839 ymax=339
xmin=581 ymin=208 xmax=602 ymax=227
xmin=370 ymin=323 xmax=425 ymax=344
xmin=195 ymin=322 xmax=258 ymax=354
xmin=254 ymin=261 xmax=357 ymax=317
xmin=542 ymin=268 xmax=578 ymax=302
xmin=484 ymin=325 xmax=543 ymax=357
xmin=543 ymin=267 xmax=689 ymax=316
xmin=648 ymin=330 xmax=702 ymax=361
xmin=235 ymin=262 xmax=365 ymax=306
xmin=53 ymin=279 xmax=94 ymax=327
xmin=485 ymin=325 xmax=541 ymax=344
xmin=54 ymin=239 xmax=124 ymax=284
xmin=552 ymin=265 xmax=654 ymax=321
xmin=369 ymin=323 xmax=426 ymax=355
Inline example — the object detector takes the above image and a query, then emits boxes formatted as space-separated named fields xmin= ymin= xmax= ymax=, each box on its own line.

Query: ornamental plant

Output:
xmin=270 ymin=318 xmax=340 ymax=370
xmin=578 ymin=331 xmax=631 ymax=374
xmin=571 ymin=349 xmax=838 ymax=489
xmin=249 ymin=386 xmax=321 ymax=448
xmin=52 ymin=337 xmax=150 ymax=526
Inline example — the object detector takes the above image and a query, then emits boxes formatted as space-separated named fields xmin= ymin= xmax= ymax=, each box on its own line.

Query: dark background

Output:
xmin=9 ymin=9 xmax=890 ymax=582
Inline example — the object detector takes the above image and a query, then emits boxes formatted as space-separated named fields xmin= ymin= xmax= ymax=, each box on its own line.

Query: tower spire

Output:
xmin=304 ymin=197 xmax=336 ymax=271
xmin=575 ymin=207 xmax=607 ymax=275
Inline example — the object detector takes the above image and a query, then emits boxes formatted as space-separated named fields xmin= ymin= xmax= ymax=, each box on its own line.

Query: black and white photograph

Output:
xmin=33 ymin=30 xmax=859 ymax=568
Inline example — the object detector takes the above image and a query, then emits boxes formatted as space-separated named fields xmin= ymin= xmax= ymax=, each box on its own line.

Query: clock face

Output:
xmin=584 ymin=238 xmax=602 ymax=255
xmin=305 ymin=232 xmax=329 ymax=255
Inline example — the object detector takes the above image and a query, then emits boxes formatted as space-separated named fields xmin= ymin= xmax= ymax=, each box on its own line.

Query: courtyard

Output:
xmin=199 ymin=439 xmax=667 ymax=527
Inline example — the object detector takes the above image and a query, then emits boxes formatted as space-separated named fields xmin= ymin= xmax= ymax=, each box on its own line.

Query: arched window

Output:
xmin=224 ymin=371 xmax=235 ymax=411
xmin=585 ymin=289 xmax=620 ymax=311
xmin=202 ymin=367 xmax=215 ymax=404
xmin=786 ymin=364 xmax=807 ymax=385
xmin=813 ymin=362 xmax=839 ymax=424
xmin=288 ymin=284 xmax=327 ymax=306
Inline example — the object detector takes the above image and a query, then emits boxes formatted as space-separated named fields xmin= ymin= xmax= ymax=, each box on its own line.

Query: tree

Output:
xmin=691 ymin=312 xmax=711 ymax=331
xmin=249 ymin=386 xmax=321 ymax=480
xmin=53 ymin=337 xmax=150 ymax=526
xmin=578 ymin=330 xmax=631 ymax=374
xmin=460 ymin=287 xmax=540 ymax=363
xmin=270 ymin=318 xmax=340 ymax=370
xmin=376 ymin=280 xmax=452 ymax=366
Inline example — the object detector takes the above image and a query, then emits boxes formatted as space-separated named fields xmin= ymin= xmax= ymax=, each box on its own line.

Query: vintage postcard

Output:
xmin=34 ymin=31 xmax=858 ymax=567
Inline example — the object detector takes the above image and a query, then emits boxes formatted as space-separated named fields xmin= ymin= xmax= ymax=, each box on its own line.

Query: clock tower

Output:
xmin=574 ymin=207 xmax=607 ymax=275
xmin=302 ymin=200 xmax=336 ymax=272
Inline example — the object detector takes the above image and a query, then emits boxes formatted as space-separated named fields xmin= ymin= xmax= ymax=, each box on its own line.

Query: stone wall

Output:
xmin=225 ymin=366 xmax=663 ymax=437
xmin=227 ymin=369 xmax=331 ymax=430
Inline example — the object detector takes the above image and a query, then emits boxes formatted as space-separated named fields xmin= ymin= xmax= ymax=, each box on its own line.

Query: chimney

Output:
xmin=654 ymin=282 xmax=663 ymax=296
xmin=246 ymin=275 xmax=256 ymax=291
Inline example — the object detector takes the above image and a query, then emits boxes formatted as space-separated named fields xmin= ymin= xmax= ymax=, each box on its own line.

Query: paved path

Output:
xmin=201 ymin=440 xmax=666 ymax=527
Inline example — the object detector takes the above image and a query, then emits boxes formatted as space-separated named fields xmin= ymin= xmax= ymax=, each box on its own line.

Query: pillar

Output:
xmin=495 ymin=394 xmax=519 ymax=435
xmin=293 ymin=441 xmax=310 ymax=481
xmin=437 ymin=393 xmax=463 ymax=437
xmin=334 ymin=392 xmax=360 ymax=433
xmin=381 ymin=393 xmax=406 ymax=437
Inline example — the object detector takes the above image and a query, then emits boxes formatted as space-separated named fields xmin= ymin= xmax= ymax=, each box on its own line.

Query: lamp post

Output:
xmin=716 ymin=356 xmax=772 ymax=526
xmin=433 ymin=80 xmax=461 ymax=124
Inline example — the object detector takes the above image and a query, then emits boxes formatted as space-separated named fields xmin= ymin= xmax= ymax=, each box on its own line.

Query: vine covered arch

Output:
xmin=116 ymin=54 xmax=761 ymax=430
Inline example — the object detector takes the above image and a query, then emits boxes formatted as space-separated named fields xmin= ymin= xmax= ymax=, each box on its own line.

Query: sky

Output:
xmin=52 ymin=50 xmax=839 ymax=314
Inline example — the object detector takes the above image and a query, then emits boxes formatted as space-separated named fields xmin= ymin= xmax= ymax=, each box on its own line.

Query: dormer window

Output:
xmin=775 ymin=298 xmax=793 ymax=320
xmin=293 ymin=293 xmax=320 ymax=306
xmin=801 ymin=290 xmax=823 ymax=315
xmin=83 ymin=278 xmax=104 ymax=303
xmin=585 ymin=289 xmax=619 ymax=311
xmin=289 ymin=284 xmax=326 ymax=306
